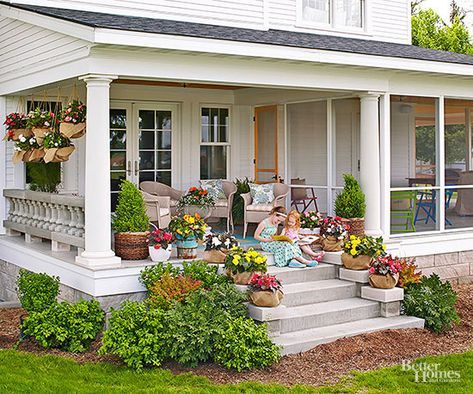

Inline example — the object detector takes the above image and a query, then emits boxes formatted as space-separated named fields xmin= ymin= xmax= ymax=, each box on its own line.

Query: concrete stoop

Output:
xmin=248 ymin=253 xmax=425 ymax=355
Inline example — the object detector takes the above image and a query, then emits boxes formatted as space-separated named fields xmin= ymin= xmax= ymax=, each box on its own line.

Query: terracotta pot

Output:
xmin=341 ymin=253 xmax=372 ymax=270
xmin=44 ymin=146 xmax=75 ymax=163
xmin=341 ymin=218 xmax=365 ymax=238
xmin=322 ymin=236 xmax=344 ymax=252
xmin=149 ymin=244 xmax=172 ymax=262
xmin=114 ymin=232 xmax=149 ymax=260
xmin=60 ymin=122 xmax=86 ymax=139
xmin=202 ymin=249 xmax=227 ymax=264
xmin=369 ymin=273 xmax=399 ymax=289
xmin=249 ymin=290 xmax=284 ymax=307
xmin=227 ymin=270 xmax=260 ymax=285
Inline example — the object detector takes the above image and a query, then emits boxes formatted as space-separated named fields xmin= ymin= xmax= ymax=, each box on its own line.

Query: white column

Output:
xmin=0 ymin=96 xmax=6 ymax=234
xmin=76 ymin=75 xmax=121 ymax=268
xmin=359 ymin=93 xmax=382 ymax=236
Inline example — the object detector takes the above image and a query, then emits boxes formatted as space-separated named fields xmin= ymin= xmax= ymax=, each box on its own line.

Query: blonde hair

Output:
xmin=285 ymin=210 xmax=301 ymax=230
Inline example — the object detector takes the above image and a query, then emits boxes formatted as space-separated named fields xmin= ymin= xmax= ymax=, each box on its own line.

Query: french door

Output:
xmin=110 ymin=103 xmax=178 ymax=210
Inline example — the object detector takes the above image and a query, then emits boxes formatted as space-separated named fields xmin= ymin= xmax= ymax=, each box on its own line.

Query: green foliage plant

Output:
xmin=27 ymin=162 xmax=61 ymax=193
xmin=139 ymin=263 xmax=180 ymax=292
xmin=22 ymin=299 xmax=104 ymax=353
xmin=403 ymin=274 xmax=460 ymax=333
xmin=112 ymin=180 xmax=149 ymax=233
xmin=213 ymin=317 xmax=281 ymax=372
xmin=231 ymin=177 xmax=251 ymax=225
xmin=16 ymin=269 xmax=60 ymax=313
xmin=147 ymin=273 xmax=202 ymax=310
xmin=334 ymin=174 xmax=366 ymax=219
xmin=182 ymin=260 xmax=229 ymax=288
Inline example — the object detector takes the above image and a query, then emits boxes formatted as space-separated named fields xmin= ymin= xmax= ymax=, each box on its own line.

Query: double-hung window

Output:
xmin=200 ymin=107 xmax=230 ymax=180
xmin=299 ymin=0 xmax=364 ymax=30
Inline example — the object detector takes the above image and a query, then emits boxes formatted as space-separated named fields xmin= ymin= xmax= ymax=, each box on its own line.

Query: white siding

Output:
xmin=5 ymin=96 xmax=20 ymax=188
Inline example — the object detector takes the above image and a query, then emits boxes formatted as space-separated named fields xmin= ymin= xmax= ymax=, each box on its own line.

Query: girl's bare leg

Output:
xmin=300 ymin=245 xmax=318 ymax=258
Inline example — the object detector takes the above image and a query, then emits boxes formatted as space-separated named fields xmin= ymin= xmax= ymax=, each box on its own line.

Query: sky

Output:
xmin=421 ymin=0 xmax=473 ymax=27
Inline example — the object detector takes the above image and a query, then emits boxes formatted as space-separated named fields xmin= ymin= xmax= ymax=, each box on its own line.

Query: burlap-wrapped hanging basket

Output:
xmin=31 ymin=127 xmax=51 ymax=143
xmin=341 ymin=253 xmax=372 ymax=270
xmin=322 ymin=235 xmax=344 ymax=252
xmin=226 ymin=270 xmax=260 ymax=285
xmin=249 ymin=290 xmax=284 ymax=307
xmin=60 ymin=122 xmax=86 ymax=139
xmin=12 ymin=150 xmax=26 ymax=164
xmin=369 ymin=273 xmax=399 ymax=289
xmin=114 ymin=232 xmax=149 ymax=260
xmin=9 ymin=128 xmax=33 ymax=141
xmin=202 ymin=249 xmax=227 ymax=264
xmin=23 ymin=148 xmax=45 ymax=163
xmin=341 ymin=218 xmax=365 ymax=238
xmin=43 ymin=146 xmax=75 ymax=163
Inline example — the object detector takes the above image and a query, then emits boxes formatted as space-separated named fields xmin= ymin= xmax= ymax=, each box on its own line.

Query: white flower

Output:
xmin=29 ymin=139 xmax=35 ymax=145
xmin=54 ymin=142 xmax=58 ymax=147
xmin=19 ymin=136 xmax=26 ymax=143
xmin=212 ymin=236 xmax=222 ymax=247
xmin=311 ymin=216 xmax=316 ymax=221
xmin=14 ymin=146 xmax=21 ymax=151
xmin=44 ymin=121 xmax=50 ymax=127
xmin=224 ymin=239 xmax=231 ymax=247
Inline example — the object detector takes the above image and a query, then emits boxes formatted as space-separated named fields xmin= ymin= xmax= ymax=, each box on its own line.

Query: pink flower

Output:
xmin=369 ymin=267 xmax=375 ymax=274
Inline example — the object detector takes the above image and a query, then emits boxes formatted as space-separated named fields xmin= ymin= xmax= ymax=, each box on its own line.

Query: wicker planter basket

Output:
xmin=321 ymin=235 xmax=344 ymax=252
xmin=369 ymin=273 xmax=399 ymax=289
xmin=341 ymin=253 xmax=372 ymax=270
xmin=249 ymin=290 xmax=284 ymax=307
xmin=114 ymin=232 xmax=149 ymax=260
xmin=44 ymin=146 xmax=75 ymax=163
xmin=60 ymin=122 xmax=86 ymax=139
xmin=202 ymin=249 xmax=227 ymax=264
xmin=227 ymin=270 xmax=260 ymax=285
xmin=341 ymin=218 xmax=365 ymax=238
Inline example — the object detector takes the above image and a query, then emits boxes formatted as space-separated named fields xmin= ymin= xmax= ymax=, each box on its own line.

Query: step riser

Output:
xmin=271 ymin=266 xmax=337 ymax=285
xmin=268 ymin=304 xmax=381 ymax=334
xmin=282 ymin=284 xmax=357 ymax=307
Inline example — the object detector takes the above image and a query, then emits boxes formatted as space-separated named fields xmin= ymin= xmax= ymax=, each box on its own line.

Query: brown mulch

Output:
xmin=1 ymin=284 xmax=472 ymax=387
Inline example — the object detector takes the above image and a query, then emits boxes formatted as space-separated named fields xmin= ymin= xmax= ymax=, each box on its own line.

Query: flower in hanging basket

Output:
xmin=300 ymin=211 xmax=323 ymax=229
xmin=42 ymin=132 xmax=75 ymax=163
xmin=26 ymin=107 xmax=57 ymax=129
xmin=169 ymin=213 xmax=207 ymax=241
xmin=147 ymin=228 xmax=173 ymax=250
xmin=321 ymin=216 xmax=348 ymax=240
xmin=224 ymin=247 xmax=267 ymax=275
xmin=248 ymin=273 xmax=282 ymax=293
xmin=177 ymin=187 xmax=215 ymax=210
xmin=61 ymin=100 xmax=86 ymax=124
xmin=204 ymin=232 xmax=239 ymax=251
xmin=3 ymin=112 xmax=28 ymax=141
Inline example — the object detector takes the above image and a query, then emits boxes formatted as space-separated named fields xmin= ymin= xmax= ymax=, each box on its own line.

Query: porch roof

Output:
xmin=4 ymin=2 xmax=473 ymax=67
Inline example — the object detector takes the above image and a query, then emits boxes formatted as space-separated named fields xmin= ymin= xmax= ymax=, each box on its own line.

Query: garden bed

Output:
xmin=1 ymin=283 xmax=472 ymax=386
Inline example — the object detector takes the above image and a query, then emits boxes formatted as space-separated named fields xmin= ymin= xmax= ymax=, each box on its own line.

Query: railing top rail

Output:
xmin=3 ymin=189 xmax=84 ymax=208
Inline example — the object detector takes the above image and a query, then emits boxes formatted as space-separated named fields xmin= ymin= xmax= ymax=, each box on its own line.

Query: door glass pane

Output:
xmin=110 ymin=109 xmax=127 ymax=212
xmin=157 ymin=111 xmax=172 ymax=130
xmin=157 ymin=131 xmax=171 ymax=149
xmin=139 ymin=151 xmax=155 ymax=170
xmin=156 ymin=171 xmax=171 ymax=186
xmin=302 ymin=0 xmax=329 ymax=24
xmin=111 ymin=172 xmax=126 ymax=192
xmin=256 ymin=107 xmax=277 ymax=172
xmin=110 ymin=152 xmax=126 ymax=171
xmin=139 ymin=110 xmax=154 ymax=129
xmin=110 ymin=130 xmax=126 ymax=149
xmin=110 ymin=109 xmax=126 ymax=129
xmin=139 ymin=171 xmax=155 ymax=183
xmin=200 ymin=146 xmax=227 ymax=180
xmin=139 ymin=130 xmax=154 ymax=150
xmin=157 ymin=151 xmax=171 ymax=170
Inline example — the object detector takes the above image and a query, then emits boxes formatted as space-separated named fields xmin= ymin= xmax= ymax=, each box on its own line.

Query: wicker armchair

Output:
xmin=140 ymin=182 xmax=183 ymax=216
xmin=241 ymin=183 xmax=290 ymax=238
xmin=141 ymin=191 xmax=171 ymax=228
xmin=208 ymin=180 xmax=237 ymax=232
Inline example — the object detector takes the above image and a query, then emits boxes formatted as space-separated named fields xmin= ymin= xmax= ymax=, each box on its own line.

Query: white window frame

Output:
xmin=296 ymin=0 xmax=367 ymax=34
xmin=199 ymin=104 xmax=231 ymax=180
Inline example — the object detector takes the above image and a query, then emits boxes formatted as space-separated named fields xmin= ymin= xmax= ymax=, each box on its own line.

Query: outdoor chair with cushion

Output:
xmin=140 ymin=181 xmax=183 ymax=216
xmin=241 ymin=183 xmax=290 ymax=238
xmin=202 ymin=180 xmax=237 ymax=233
xmin=141 ymin=191 xmax=171 ymax=229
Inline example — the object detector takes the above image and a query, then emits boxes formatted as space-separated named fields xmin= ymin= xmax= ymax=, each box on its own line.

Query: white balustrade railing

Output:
xmin=3 ymin=189 xmax=85 ymax=251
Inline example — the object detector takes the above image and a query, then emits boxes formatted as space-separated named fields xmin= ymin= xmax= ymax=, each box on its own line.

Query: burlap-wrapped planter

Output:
xmin=322 ymin=236 xmax=344 ymax=252
xmin=23 ymin=148 xmax=45 ymax=163
xmin=114 ymin=232 xmax=149 ymax=260
xmin=249 ymin=290 xmax=284 ymax=308
xmin=227 ymin=270 xmax=260 ymax=285
xmin=60 ymin=122 xmax=86 ymax=139
xmin=8 ymin=128 xmax=33 ymax=141
xmin=44 ymin=146 xmax=75 ymax=163
xmin=31 ymin=127 xmax=51 ymax=143
xmin=341 ymin=218 xmax=365 ymax=238
xmin=369 ymin=273 xmax=399 ymax=289
xmin=341 ymin=253 xmax=372 ymax=270
xmin=202 ymin=249 xmax=227 ymax=264
xmin=12 ymin=150 xmax=26 ymax=164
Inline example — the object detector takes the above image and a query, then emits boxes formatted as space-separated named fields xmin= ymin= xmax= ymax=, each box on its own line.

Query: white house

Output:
xmin=0 ymin=1 xmax=472 ymax=317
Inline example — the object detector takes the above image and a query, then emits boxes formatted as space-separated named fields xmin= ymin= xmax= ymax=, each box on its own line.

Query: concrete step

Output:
xmin=282 ymin=279 xmax=357 ymax=307
xmin=274 ymin=316 xmax=425 ymax=355
xmin=267 ymin=263 xmax=337 ymax=285
xmin=249 ymin=297 xmax=380 ymax=334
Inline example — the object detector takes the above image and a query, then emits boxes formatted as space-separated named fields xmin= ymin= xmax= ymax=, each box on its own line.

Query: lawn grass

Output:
xmin=0 ymin=349 xmax=471 ymax=393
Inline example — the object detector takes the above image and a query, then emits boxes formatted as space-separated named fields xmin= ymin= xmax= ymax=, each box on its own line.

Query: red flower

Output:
xmin=163 ymin=232 xmax=172 ymax=242
xmin=153 ymin=244 xmax=161 ymax=249
xmin=189 ymin=187 xmax=197 ymax=192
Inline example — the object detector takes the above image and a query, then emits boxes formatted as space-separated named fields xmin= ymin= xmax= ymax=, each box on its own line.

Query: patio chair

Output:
xmin=140 ymin=181 xmax=183 ymax=216
xmin=290 ymin=178 xmax=319 ymax=213
xmin=207 ymin=180 xmax=237 ymax=233
xmin=241 ymin=183 xmax=290 ymax=238
xmin=415 ymin=190 xmax=453 ymax=226
xmin=141 ymin=191 xmax=171 ymax=228
xmin=390 ymin=190 xmax=416 ymax=233
xmin=455 ymin=171 xmax=473 ymax=216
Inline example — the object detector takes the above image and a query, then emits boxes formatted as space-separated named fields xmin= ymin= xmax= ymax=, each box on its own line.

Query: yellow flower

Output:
xmin=350 ymin=248 xmax=357 ymax=256
xmin=255 ymin=256 xmax=264 ymax=264
xmin=187 ymin=217 xmax=195 ymax=224
xmin=183 ymin=214 xmax=191 ymax=221
xmin=382 ymin=244 xmax=387 ymax=250
xmin=350 ymin=235 xmax=357 ymax=241
xmin=177 ymin=229 xmax=183 ymax=235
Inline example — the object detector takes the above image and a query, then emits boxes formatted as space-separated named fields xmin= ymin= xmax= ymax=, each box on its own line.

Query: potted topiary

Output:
xmin=224 ymin=247 xmax=267 ymax=285
xmin=147 ymin=227 xmax=173 ymax=262
xmin=334 ymin=174 xmax=366 ymax=237
xmin=341 ymin=235 xmax=386 ymax=270
xmin=369 ymin=255 xmax=402 ymax=289
xmin=203 ymin=232 xmax=239 ymax=264
xmin=169 ymin=213 xmax=207 ymax=259
xmin=112 ymin=180 xmax=150 ymax=260
xmin=248 ymin=273 xmax=284 ymax=307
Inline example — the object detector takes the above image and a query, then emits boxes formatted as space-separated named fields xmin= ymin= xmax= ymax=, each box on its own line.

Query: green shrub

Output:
xmin=112 ymin=180 xmax=149 ymax=233
xmin=334 ymin=174 xmax=366 ymax=219
xmin=182 ymin=260 xmax=229 ymax=288
xmin=231 ymin=177 xmax=251 ymax=225
xmin=22 ymin=299 xmax=104 ymax=353
xmin=148 ymin=273 xmax=202 ymax=310
xmin=195 ymin=283 xmax=248 ymax=319
xmin=214 ymin=317 xmax=281 ymax=372
xmin=139 ymin=263 xmax=180 ymax=291
xmin=403 ymin=274 xmax=460 ymax=333
xmin=16 ymin=269 xmax=60 ymax=313
xmin=27 ymin=162 xmax=61 ymax=193
xmin=99 ymin=301 xmax=169 ymax=371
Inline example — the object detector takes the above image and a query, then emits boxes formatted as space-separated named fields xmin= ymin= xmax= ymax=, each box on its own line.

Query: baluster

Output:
xmin=19 ymin=199 xmax=28 ymax=224
xmin=76 ymin=207 xmax=85 ymax=237
xmin=55 ymin=204 xmax=66 ymax=232
xmin=8 ymin=198 xmax=17 ymax=223
xmin=36 ymin=201 xmax=46 ymax=229
xmin=48 ymin=203 xmax=58 ymax=231
xmin=67 ymin=206 xmax=77 ymax=235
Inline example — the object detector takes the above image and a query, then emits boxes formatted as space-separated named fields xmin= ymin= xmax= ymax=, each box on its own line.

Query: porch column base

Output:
xmin=76 ymin=250 xmax=121 ymax=269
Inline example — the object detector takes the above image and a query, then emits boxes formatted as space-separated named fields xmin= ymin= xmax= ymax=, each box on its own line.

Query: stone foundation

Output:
xmin=414 ymin=251 xmax=473 ymax=285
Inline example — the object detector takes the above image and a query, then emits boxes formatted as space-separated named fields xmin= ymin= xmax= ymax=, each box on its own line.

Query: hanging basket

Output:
xmin=202 ymin=249 xmax=228 ymax=264
xmin=369 ymin=273 xmax=399 ymax=289
xmin=341 ymin=253 xmax=372 ymax=270
xmin=31 ymin=127 xmax=51 ymax=143
xmin=23 ymin=148 xmax=45 ymax=163
xmin=8 ymin=128 xmax=33 ymax=141
xmin=43 ymin=146 xmax=75 ymax=163
xmin=12 ymin=150 xmax=26 ymax=164
xmin=249 ymin=290 xmax=284 ymax=307
xmin=341 ymin=218 xmax=365 ymax=238
xmin=60 ymin=122 xmax=86 ymax=139
xmin=114 ymin=232 xmax=149 ymax=260
xmin=322 ymin=235 xmax=344 ymax=252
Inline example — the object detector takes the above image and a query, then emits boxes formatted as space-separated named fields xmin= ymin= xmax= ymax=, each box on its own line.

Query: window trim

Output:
xmin=199 ymin=104 xmax=231 ymax=181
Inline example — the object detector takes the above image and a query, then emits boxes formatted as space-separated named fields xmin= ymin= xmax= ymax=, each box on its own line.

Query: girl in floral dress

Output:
xmin=254 ymin=206 xmax=317 ymax=268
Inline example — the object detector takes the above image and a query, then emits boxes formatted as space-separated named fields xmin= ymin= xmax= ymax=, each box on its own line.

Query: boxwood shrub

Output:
xmin=16 ymin=269 xmax=59 ymax=313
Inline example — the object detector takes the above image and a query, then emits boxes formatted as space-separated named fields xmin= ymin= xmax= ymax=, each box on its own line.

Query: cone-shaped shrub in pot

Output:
xmin=112 ymin=180 xmax=150 ymax=260
xmin=334 ymin=174 xmax=366 ymax=237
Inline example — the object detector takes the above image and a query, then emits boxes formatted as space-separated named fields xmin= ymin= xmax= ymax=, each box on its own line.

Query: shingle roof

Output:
xmin=4 ymin=2 xmax=473 ymax=66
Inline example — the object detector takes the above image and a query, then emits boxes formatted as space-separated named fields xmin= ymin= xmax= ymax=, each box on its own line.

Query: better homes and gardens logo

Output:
xmin=402 ymin=360 xmax=461 ymax=383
